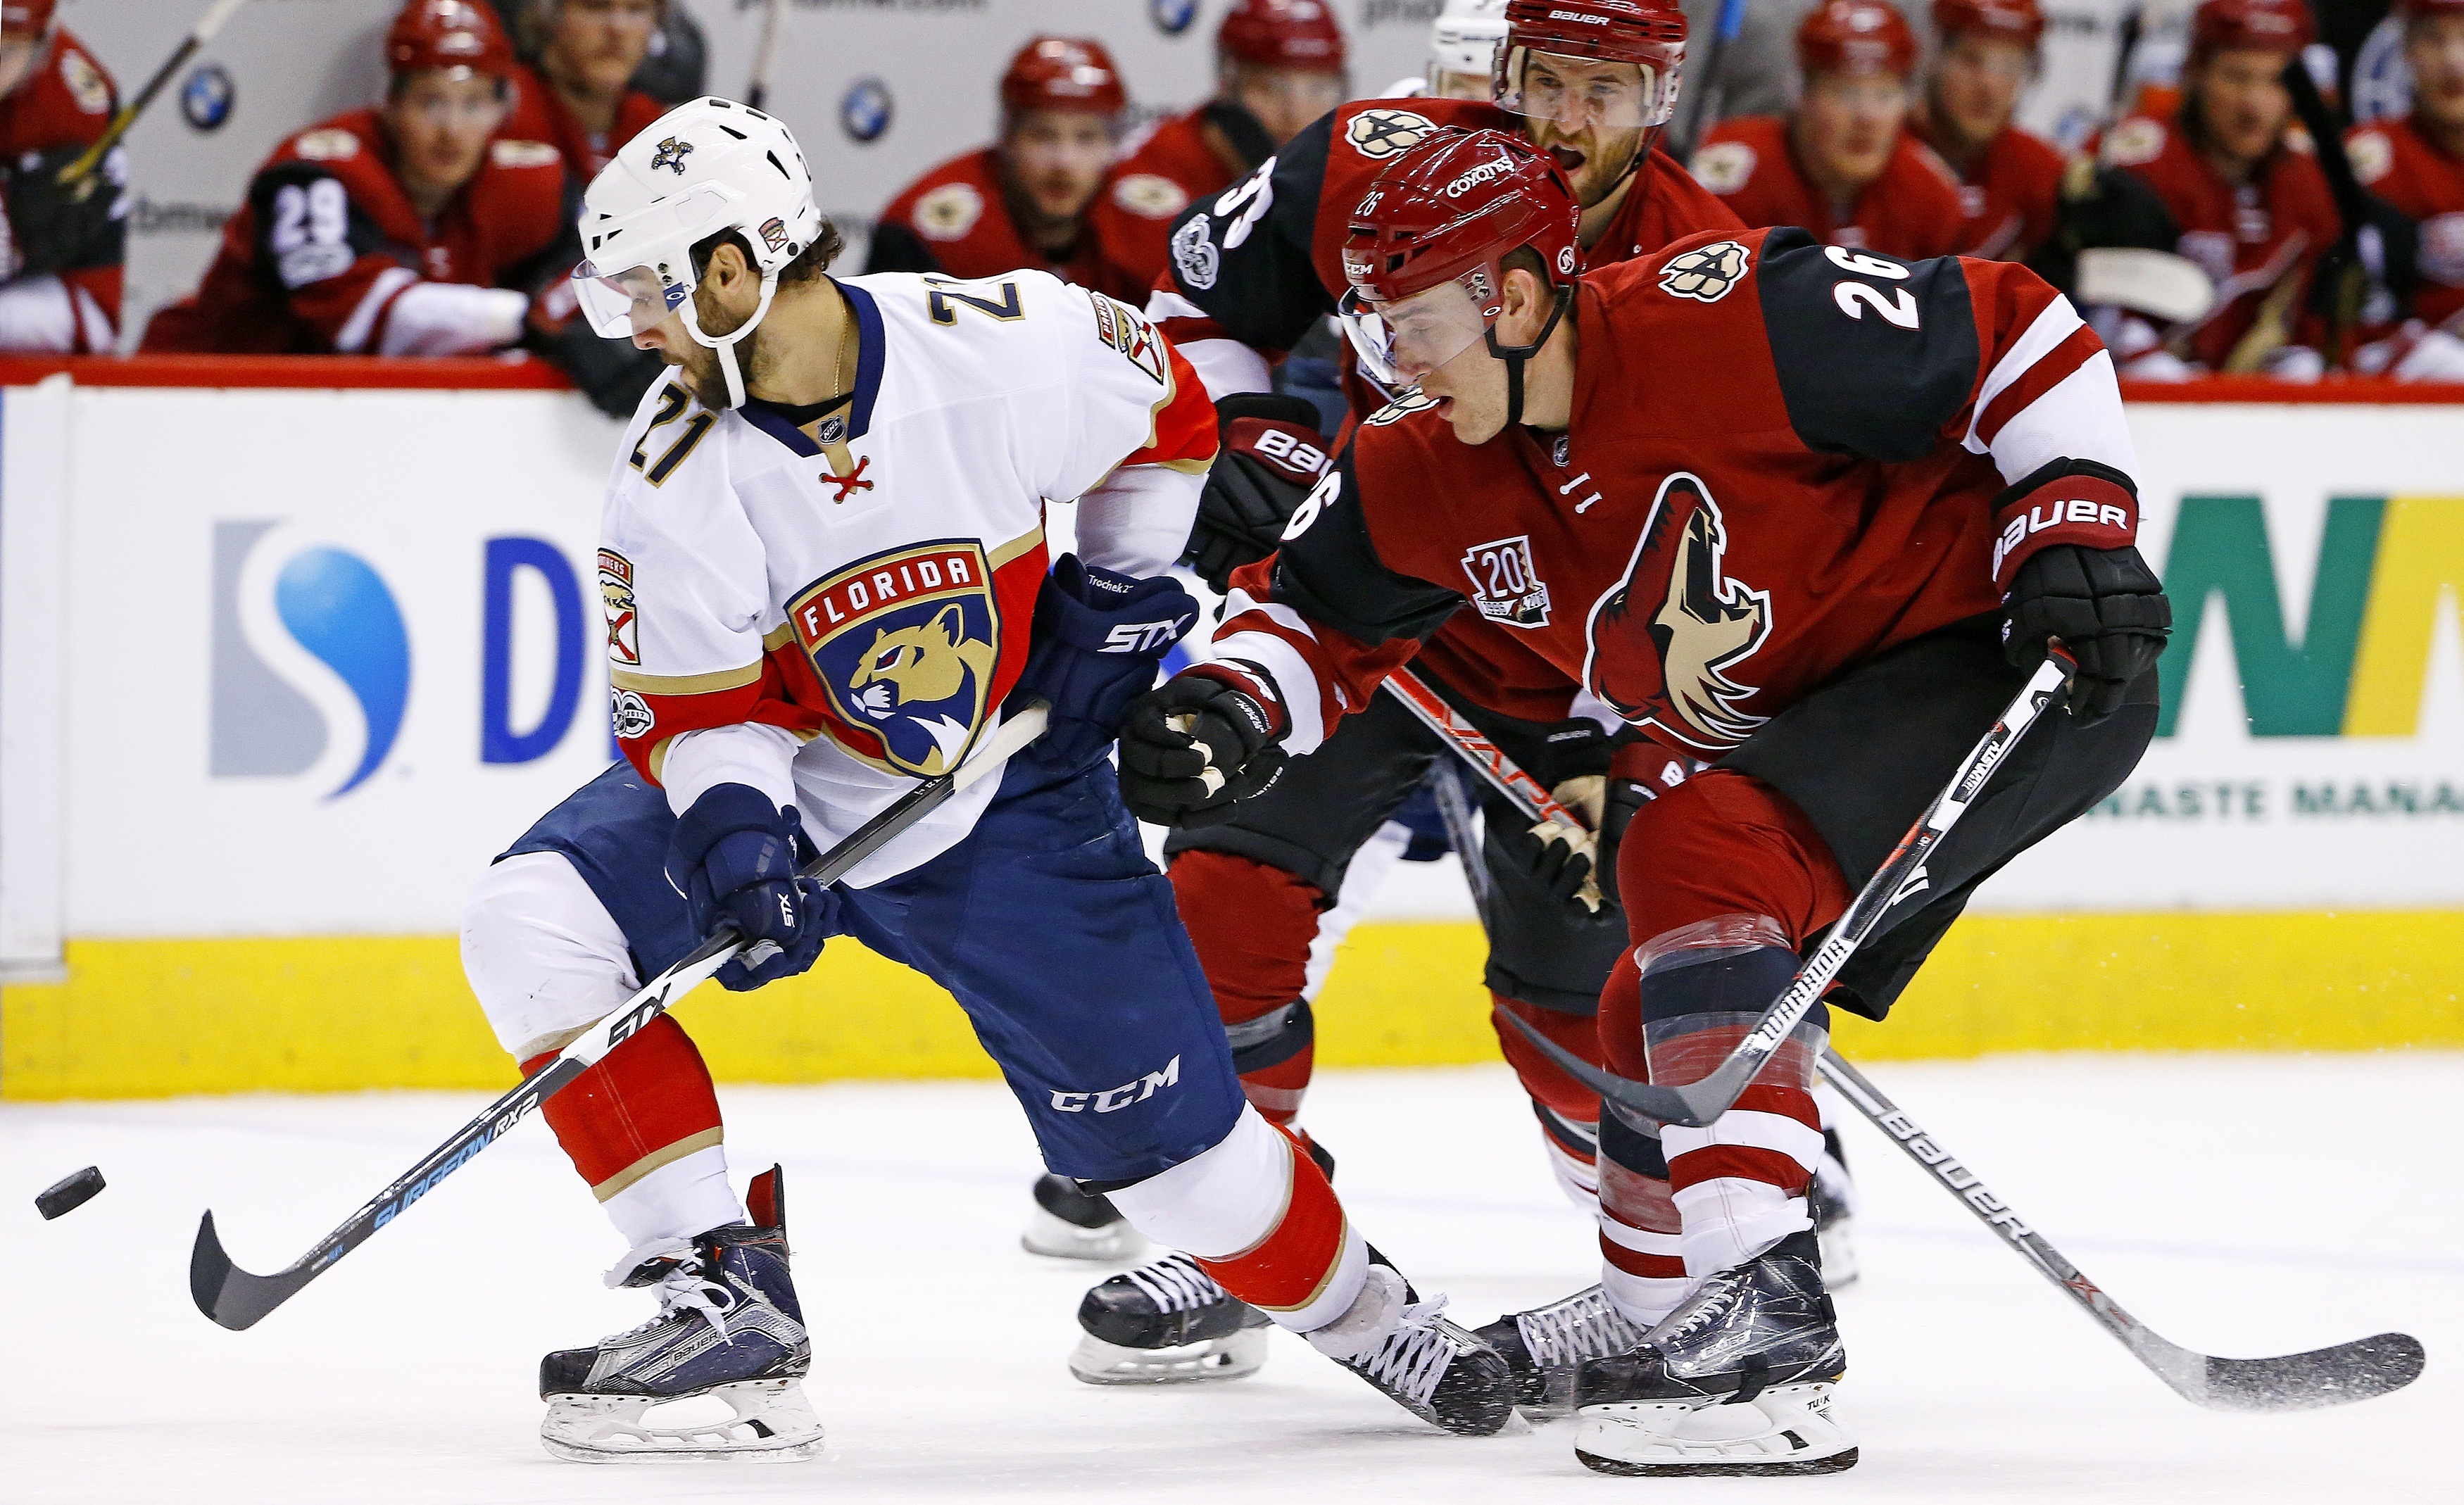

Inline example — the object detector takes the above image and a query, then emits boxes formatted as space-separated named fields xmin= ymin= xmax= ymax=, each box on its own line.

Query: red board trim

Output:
xmin=2118 ymin=376 xmax=2464 ymax=404
xmin=0 ymin=354 xmax=577 ymax=391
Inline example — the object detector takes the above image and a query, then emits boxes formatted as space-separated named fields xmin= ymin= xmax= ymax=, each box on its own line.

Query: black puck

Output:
xmin=35 ymin=1165 xmax=104 ymax=1220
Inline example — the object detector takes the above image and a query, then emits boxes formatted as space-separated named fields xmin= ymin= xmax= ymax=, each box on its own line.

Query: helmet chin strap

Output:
xmin=1483 ymin=284 xmax=1573 ymax=431
xmin=681 ymin=270 xmax=783 ymax=409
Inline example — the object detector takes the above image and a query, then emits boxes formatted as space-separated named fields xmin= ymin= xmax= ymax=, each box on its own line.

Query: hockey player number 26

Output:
xmin=1825 ymin=245 xmax=1919 ymax=329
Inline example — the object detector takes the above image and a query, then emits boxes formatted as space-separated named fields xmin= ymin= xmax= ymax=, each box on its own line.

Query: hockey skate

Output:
xmin=1570 ymin=1228 xmax=1856 ymax=1476
xmin=1022 ymin=1172 xmax=1148 ymax=1261
xmin=1070 ymin=1252 xmax=1274 ymax=1384
xmin=1306 ymin=1261 xmax=1517 ymax=1437
xmin=538 ymin=1166 xmax=822 ymax=1463
xmin=1474 ymin=1284 xmax=1646 ymax=1418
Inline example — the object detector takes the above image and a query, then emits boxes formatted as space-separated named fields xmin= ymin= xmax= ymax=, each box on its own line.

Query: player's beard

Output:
xmin=671 ymin=282 xmax=770 ymax=410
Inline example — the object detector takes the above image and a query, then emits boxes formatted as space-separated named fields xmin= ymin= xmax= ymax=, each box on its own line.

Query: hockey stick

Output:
xmin=189 ymin=701 xmax=1050 ymax=1330
xmin=1486 ymin=649 xmax=2073 ymax=1128
xmin=743 ymin=0 xmax=788 ymax=112
xmin=1382 ymin=665 xmax=1599 ymax=909
xmin=58 ymin=0 xmax=251 ymax=191
xmin=1817 ymin=1049 xmax=2426 ymax=1410
xmin=1667 ymin=0 xmax=1747 ymax=163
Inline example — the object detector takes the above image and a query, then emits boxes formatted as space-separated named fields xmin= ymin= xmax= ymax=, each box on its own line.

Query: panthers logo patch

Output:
xmin=650 ymin=135 xmax=694 ymax=175
xmin=913 ymin=182 xmax=983 ymax=242
xmin=1347 ymin=108 xmax=1438 ymax=160
xmin=786 ymin=540 xmax=1001 ymax=778
xmin=1659 ymin=240 xmax=1749 ymax=303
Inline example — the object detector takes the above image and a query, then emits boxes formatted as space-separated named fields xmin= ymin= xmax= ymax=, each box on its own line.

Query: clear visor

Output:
xmin=572 ymin=260 xmax=692 ymax=339
xmin=1337 ymin=276 xmax=1492 ymax=388
xmin=1496 ymin=46 xmax=1673 ymax=130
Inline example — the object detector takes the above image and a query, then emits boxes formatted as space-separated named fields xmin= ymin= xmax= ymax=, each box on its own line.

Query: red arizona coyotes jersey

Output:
xmin=1151 ymin=97 xmax=1745 ymax=726
xmin=1204 ymin=229 xmax=2138 ymax=762
xmin=502 ymin=64 xmax=665 ymax=184
xmin=0 ymin=27 xmax=122 ymax=351
xmin=1908 ymin=114 xmax=2068 ymax=261
xmin=1109 ymin=106 xmax=1259 ymax=289
xmin=2092 ymin=110 xmax=2339 ymax=370
xmin=2349 ymin=115 xmax=2464 ymax=332
xmin=1690 ymin=115 xmax=1969 ymax=260
xmin=865 ymin=146 xmax=1162 ymax=304
xmin=142 ymin=109 xmax=570 ymax=355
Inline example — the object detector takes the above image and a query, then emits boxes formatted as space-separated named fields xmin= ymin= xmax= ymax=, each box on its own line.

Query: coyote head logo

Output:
xmin=1583 ymin=474 xmax=1773 ymax=751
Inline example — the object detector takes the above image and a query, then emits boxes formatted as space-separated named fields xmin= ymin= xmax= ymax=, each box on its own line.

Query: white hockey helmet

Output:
xmin=571 ymin=96 xmax=826 ymax=408
xmin=1429 ymin=0 xmax=1508 ymax=87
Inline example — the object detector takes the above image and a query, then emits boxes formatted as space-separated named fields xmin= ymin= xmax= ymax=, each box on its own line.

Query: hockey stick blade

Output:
xmin=1496 ymin=652 xmax=2070 ymax=1128
xmin=1819 ymin=1049 xmax=2425 ymax=1412
xmin=189 ymin=703 xmax=1048 ymax=1330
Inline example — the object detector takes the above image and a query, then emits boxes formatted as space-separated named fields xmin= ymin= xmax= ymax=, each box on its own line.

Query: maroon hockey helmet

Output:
xmin=1000 ymin=36 xmax=1129 ymax=118
xmin=1336 ymin=128 xmax=1581 ymax=391
xmin=2189 ymin=0 xmax=2317 ymax=58
xmin=2396 ymin=0 xmax=2464 ymax=18
xmin=1931 ymin=0 xmax=2046 ymax=49
xmin=387 ymin=0 xmax=517 ymax=83
xmin=0 ymin=0 xmax=54 ymax=39
xmin=1796 ymin=0 xmax=1920 ymax=77
xmin=1218 ymin=0 xmax=1348 ymax=73
xmin=1495 ymin=0 xmax=1688 ymax=130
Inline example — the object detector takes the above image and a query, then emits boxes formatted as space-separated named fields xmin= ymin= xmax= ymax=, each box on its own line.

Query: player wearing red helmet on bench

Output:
xmin=2348 ymin=0 xmax=2464 ymax=379
xmin=1911 ymin=0 xmax=2068 ymax=260
xmin=1692 ymin=0 xmax=1968 ymax=260
xmin=865 ymin=36 xmax=1159 ymax=303
xmin=0 ymin=0 xmax=122 ymax=353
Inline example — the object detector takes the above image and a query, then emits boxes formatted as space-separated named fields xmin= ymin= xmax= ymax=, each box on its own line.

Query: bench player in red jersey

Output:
xmin=862 ymin=37 xmax=1165 ymax=304
xmin=1119 ymin=127 xmax=2164 ymax=1474
xmin=142 ymin=1 xmax=570 ymax=362
xmin=1909 ymin=0 xmax=2068 ymax=259
xmin=1691 ymin=0 xmax=1968 ymax=259
xmin=0 ymin=0 xmax=122 ymax=352
xmin=2085 ymin=0 xmax=2337 ymax=379
xmin=503 ymin=0 xmax=667 ymax=184
xmin=1107 ymin=0 xmax=1350 ymax=288
xmin=2349 ymin=0 xmax=2464 ymax=379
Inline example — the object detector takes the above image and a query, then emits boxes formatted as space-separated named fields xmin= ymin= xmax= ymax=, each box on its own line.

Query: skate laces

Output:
xmin=1352 ymin=1296 xmax=1458 ymax=1404
xmin=1122 ymin=1253 xmax=1229 ymax=1314
xmin=1519 ymin=1287 xmax=1642 ymax=1371
xmin=598 ymin=1236 xmax=736 ymax=1345
xmin=1653 ymin=1267 xmax=1749 ymax=1349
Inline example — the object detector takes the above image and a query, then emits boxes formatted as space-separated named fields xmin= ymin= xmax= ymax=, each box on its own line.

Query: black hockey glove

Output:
xmin=2004 ymin=545 xmax=2171 ymax=724
xmin=1117 ymin=672 xmax=1286 ymax=827
xmin=527 ymin=303 xmax=667 ymax=417
xmin=1182 ymin=393 xmax=1331 ymax=593
xmin=1012 ymin=554 xmax=1200 ymax=772
xmin=1 ymin=144 xmax=128 ymax=279
xmin=1593 ymin=743 xmax=1691 ymax=909
xmin=664 ymin=783 xmax=841 ymax=991
xmin=1490 ymin=804 xmax=1601 ymax=915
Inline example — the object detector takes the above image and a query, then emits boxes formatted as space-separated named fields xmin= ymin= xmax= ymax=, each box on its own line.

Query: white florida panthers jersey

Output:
xmin=599 ymin=269 xmax=1214 ymax=884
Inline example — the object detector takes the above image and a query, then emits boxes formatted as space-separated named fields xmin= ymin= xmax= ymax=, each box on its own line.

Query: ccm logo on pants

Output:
xmin=1052 ymin=1057 xmax=1181 ymax=1113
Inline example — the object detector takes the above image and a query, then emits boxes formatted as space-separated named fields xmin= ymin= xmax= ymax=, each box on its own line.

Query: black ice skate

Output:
xmin=1022 ymin=1172 xmax=1148 ymax=1261
xmin=538 ymin=1166 xmax=822 ymax=1463
xmin=1570 ymin=1228 xmax=1855 ymax=1476
xmin=1069 ymin=1252 xmax=1273 ymax=1384
xmin=1474 ymin=1284 xmax=1647 ymax=1418
xmin=1306 ymin=1261 xmax=1516 ymax=1437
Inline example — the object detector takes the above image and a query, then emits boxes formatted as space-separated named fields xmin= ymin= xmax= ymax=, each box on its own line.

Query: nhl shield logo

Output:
xmin=650 ymin=136 xmax=693 ymax=175
xmin=786 ymin=541 xmax=1000 ymax=777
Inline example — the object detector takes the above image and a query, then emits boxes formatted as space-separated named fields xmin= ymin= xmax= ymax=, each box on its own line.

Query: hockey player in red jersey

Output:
xmin=0 ymin=0 xmax=122 ymax=352
xmin=2086 ymin=0 xmax=2338 ymax=378
xmin=1119 ymin=128 xmax=2166 ymax=1473
xmin=142 ymin=0 xmax=567 ymax=361
xmin=2349 ymin=0 xmax=2464 ymax=379
xmin=503 ymin=0 xmax=667 ymax=184
xmin=1909 ymin=0 xmax=2068 ymax=259
xmin=1107 ymin=0 xmax=1350 ymax=287
xmin=1691 ymin=0 xmax=1968 ymax=259
xmin=863 ymin=37 xmax=1164 ymax=303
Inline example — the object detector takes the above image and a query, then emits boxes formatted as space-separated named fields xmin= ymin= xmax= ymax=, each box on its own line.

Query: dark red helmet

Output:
xmin=1000 ymin=36 xmax=1128 ymax=117
xmin=387 ymin=0 xmax=517 ymax=82
xmin=1218 ymin=0 xmax=1348 ymax=73
xmin=1931 ymin=0 xmax=2044 ymax=49
xmin=2396 ymin=0 xmax=2464 ymax=18
xmin=0 ymin=0 xmax=54 ymax=39
xmin=1341 ymin=128 xmax=1580 ymax=306
xmin=1496 ymin=0 xmax=1687 ymax=129
xmin=1797 ymin=0 xmax=1919 ymax=77
xmin=2189 ymin=0 xmax=2318 ymax=58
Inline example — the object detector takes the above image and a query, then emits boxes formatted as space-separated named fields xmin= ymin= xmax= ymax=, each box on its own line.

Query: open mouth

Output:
xmin=1548 ymin=146 xmax=1586 ymax=175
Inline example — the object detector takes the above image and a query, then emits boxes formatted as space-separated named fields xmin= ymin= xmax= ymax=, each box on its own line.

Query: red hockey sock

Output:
xmin=521 ymin=1013 xmax=724 ymax=1202
xmin=1169 ymin=850 xmax=1328 ymax=1126
xmin=1190 ymin=1121 xmax=1362 ymax=1327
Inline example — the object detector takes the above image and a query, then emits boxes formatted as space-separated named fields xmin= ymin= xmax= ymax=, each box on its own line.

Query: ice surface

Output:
xmin=5 ymin=1053 xmax=2458 ymax=1504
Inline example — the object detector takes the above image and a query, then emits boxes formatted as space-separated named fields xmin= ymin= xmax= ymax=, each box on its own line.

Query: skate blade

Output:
xmin=1021 ymin=1204 xmax=1149 ymax=1263
xmin=540 ymin=1377 xmax=824 ymax=1463
xmin=1573 ymin=1383 xmax=1856 ymax=1476
xmin=1068 ymin=1327 xmax=1269 ymax=1386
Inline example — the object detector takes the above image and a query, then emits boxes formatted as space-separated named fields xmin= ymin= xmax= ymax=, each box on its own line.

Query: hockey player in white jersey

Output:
xmin=457 ymin=98 xmax=1514 ymax=1462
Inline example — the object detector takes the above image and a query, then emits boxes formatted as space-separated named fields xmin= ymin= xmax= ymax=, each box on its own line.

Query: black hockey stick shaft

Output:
xmin=59 ymin=0 xmax=249 ymax=189
xmin=190 ymin=703 xmax=1049 ymax=1330
xmin=1492 ymin=648 xmax=2073 ymax=1128
xmin=1818 ymin=1049 xmax=2425 ymax=1410
xmin=744 ymin=0 xmax=787 ymax=111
